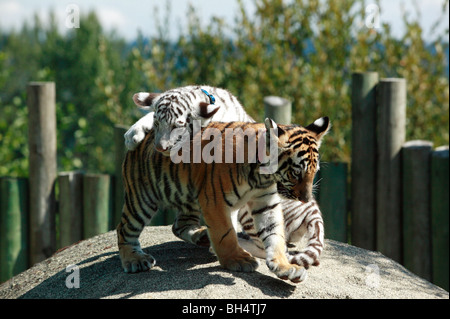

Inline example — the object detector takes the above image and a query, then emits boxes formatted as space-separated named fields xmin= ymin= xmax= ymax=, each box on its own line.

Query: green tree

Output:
xmin=0 ymin=1 xmax=448 ymax=176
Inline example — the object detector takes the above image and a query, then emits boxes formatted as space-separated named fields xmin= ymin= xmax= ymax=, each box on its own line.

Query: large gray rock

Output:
xmin=0 ymin=226 xmax=448 ymax=299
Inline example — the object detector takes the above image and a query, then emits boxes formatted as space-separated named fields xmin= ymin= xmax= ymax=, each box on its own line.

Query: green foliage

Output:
xmin=0 ymin=94 xmax=29 ymax=177
xmin=1 ymin=13 xmax=132 ymax=174
xmin=0 ymin=0 xmax=448 ymax=175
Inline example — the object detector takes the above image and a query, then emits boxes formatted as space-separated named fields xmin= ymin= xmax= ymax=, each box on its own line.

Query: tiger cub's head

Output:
xmin=265 ymin=117 xmax=330 ymax=203
xmin=133 ymin=88 xmax=219 ymax=155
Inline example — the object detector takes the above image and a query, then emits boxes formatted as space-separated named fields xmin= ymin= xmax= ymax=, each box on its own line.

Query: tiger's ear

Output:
xmin=132 ymin=92 xmax=160 ymax=111
xmin=198 ymin=102 xmax=220 ymax=119
xmin=305 ymin=116 xmax=330 ymax=147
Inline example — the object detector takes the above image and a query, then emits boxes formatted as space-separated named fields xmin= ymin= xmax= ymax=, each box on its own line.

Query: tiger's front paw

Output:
xmin=119 ymin=246 xmax=156 ymax=273
xmin=220 ymin=249 xmax=259 ymax=273
xmin=266 ymin=259 xmax=307 ymax=283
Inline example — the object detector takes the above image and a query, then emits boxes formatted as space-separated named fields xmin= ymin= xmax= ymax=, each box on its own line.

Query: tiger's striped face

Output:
xmin=270 ymin=117 xmax=330 ymax=202
xmin=133 ymin=87 xmax=219 ymax=154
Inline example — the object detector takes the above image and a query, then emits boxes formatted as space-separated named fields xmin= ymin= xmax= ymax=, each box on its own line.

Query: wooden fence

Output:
xmin=0 ymin=78 xmax=448 ymax=292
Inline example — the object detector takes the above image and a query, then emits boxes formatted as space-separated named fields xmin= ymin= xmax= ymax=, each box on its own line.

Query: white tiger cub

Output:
xmin=125 ymin=85 xmax=253 ymax=152
xmin=125 ymin=85 xmax=325 ymax=269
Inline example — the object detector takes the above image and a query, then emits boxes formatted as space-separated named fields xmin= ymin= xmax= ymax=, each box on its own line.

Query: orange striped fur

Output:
xmin=117 ymin=117 xmax=330 ymax=283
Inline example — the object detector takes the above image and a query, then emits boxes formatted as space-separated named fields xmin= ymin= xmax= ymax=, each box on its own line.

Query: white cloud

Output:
xmin=0 ymin=0 xmax=22 ymax=13
xmin=96 ymin=7 xmax=127 ymax=31
xmin=380 ymin=0 xmax=449 ymax=38
xmin=0 ymin=1 xmax=26 ymax=30
xmin=0 ymin=0 xmax=448 ymax=41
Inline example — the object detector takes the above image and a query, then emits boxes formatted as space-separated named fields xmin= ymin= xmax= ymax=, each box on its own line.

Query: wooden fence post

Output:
xmin=263 ymin=96 xmax=292 ymax=124
xmin=376 ymin=78 xmax=406 ymax=263
xmin=58 ymin=171 xmax=83 ymax=248
xmin=430 ymin=146 xmax=449 ymax=291
xmin=319 ymin=162 xmax=348 ymax=242
xmin=83 ymin=174 xmax=112 ymax=238
xmin=0 ymin=177 xmax=29 ymax=282
xmin=114 ymin=125 xmax=128 ymax=227
xmin=350 ymin=72 xmax=378 ymax=250
xmin=402 ymin=140 xmax=433 ymax=281
xmin=27 ymin=82 xmax=57 ymax=265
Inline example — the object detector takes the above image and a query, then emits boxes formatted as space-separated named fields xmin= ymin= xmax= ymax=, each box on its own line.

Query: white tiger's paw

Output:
xmin=287 ymin=250 xmax=320 ymax=269
xmin=124 ymin=128 xmax=144 ymax=151
xmin=124 ymin=112 xmax=155 ymax=151
xmin=266 ymin=259 xmax=307 ymax=283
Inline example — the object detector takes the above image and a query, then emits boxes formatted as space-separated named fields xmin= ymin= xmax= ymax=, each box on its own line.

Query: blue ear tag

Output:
xmin=201 ymin=89 xmax=216 ymax=105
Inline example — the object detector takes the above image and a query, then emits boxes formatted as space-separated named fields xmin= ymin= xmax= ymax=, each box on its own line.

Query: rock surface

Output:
xmin=0 ymin=226 xmax=448 ymax=299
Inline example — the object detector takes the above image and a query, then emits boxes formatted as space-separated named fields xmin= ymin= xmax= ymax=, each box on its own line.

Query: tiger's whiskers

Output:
xmin=312 ymin=178 xmax=322 ymax=196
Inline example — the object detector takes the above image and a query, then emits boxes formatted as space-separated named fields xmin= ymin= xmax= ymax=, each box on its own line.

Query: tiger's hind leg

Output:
xmin=249 ymin=196 xmax=307 ymax=283
xmin=287 ymin=216 xmax=324 ymax=269
xmin=285 ymin=200 xmax=324 ymax=269
xmin=172 ymin=211 xmax=210 ymax=247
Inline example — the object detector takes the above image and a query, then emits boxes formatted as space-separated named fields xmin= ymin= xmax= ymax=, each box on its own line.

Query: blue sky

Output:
xmin=0 ymin=0 xmax=449 ymax=41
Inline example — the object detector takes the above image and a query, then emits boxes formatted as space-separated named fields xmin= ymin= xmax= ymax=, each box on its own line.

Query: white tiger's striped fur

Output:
xmin=126 ymin=85 xmax=253 ymax=152
xmin=125 ymin=85 xmax=326 ymax=269
xmin=237 ymin=199 xmax=324 ymax=268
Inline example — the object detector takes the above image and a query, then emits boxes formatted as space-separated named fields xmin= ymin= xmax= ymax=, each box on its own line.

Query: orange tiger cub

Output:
xmin=116 ymin=117 xmax=330 ymax=283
